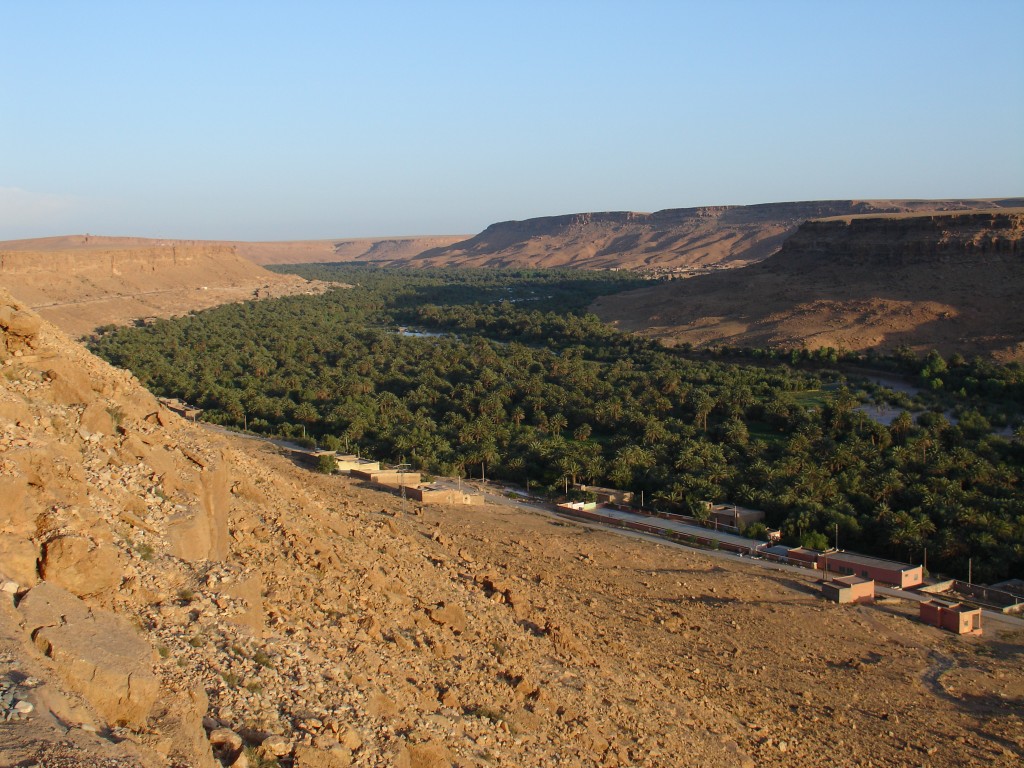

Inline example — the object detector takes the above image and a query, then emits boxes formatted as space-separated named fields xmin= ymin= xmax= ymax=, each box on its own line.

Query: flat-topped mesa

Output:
xmin=0 ymin=242 xmax=240 ymax=277
xmin=403 ymin=199 xmax=1023 ymax=270
xmin=0 ymin=235 xmax=324 ymax=337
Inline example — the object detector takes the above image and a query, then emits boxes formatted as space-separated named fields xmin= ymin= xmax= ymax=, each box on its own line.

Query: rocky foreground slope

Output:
xmin=0 ymin=236 xmax=324 ymax=338
xmin=1 ymin=291 xmax=1022 ymax=767
xmin=399 ymin=199 xmax=1023 ymax=271
xmin=593 ymin=209 xmax=1024 ymax=361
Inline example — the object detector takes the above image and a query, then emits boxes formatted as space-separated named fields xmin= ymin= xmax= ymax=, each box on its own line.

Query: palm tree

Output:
xmin=692 ymin=392 xmax=714 ymax=432
xmin=511 ymin=406 xmax=526 ymax=428
xmin=469 ymin=441 xmax=500 ymax=482
xmin=558 ymin=456 xmax=583 ymax=488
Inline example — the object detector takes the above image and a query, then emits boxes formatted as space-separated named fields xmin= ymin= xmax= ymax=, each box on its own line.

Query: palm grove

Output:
xmin=89 ymin=267 xmax=1024 ymax=582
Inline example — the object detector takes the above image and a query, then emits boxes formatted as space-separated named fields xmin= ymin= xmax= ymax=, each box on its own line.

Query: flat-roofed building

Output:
xmin=920 ymin=600 xmax=982 ymax=635
xmin=572 ymin=484 xmax=633 ymax=505
xmin=821 ymin=575 xmax=875 ymax=604
xmin=703 ymin=502 xmax=766 ymax=529
xmin=406 ymin=484 xmax=484 ymax=505
xmin=785 ymin=547 xmax=823 ymax=566
xmin=334 ymin=455 xmax=381 ymax=474
xmin=824 ymin=551 xmax=923 ymax=589
xmin=350 ymin=468 xmax=422 ymax=488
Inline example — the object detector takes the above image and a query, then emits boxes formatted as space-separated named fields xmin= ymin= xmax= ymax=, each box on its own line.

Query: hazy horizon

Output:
xmin=2 ymin=1 xmax=1022 ymax=241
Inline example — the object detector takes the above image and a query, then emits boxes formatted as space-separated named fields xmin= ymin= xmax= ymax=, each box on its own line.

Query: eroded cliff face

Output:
xmin=592 ymin=209 xmax=1024 ymax=360
xmin=403 ymin=199 xmax=1024 ymax=270
xmin=0 ymin=242 xmax=239 ymax=278
xmin=772 ymin=210 xmax=1023 ymax=268
xmin=0 ymin=236 xmax=323 ymax=338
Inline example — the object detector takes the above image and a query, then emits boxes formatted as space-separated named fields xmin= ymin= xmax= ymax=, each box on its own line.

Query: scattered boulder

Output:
xmin=260 ymin=734 xmax=292 ymax=757
xmin=293 ymin=744 xmax=353 ymax=768
xmin=428 ymin=603 xmax=467 ymax=634
xmin=17 ymin=582 xmax=159 ymax=728
xmin=44 ymin=359 xmax=98 ymax=405
xmin=79 ymin=400 xmax=115 ymax=434
xmin=0 ymin=304 xmax=41 ymax=350
xmin=40 ymin=536 xmax=123 ymax=596
xmin=209 ymin=727 xmax=244 ymax=764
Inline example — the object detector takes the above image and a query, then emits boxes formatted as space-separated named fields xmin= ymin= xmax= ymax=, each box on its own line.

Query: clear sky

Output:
xmin=2 ymin=1 xmax=1022 ymax=240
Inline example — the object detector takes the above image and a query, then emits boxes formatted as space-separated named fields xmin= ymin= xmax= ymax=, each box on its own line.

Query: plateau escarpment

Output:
xmin=401 ymin=199 xmax=1023 ymax=271
xmin=235 ymin=235 xmax=470 ymax=266
xmin=592 ymin=209 xmax=1024 ymax=360
xmin=0 ymin=235 xmax=323 ymax=337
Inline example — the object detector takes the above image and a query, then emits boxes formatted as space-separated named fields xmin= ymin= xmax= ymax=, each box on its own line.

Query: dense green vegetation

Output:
xmin=91 ymin=266 xmax=1024 ymax=581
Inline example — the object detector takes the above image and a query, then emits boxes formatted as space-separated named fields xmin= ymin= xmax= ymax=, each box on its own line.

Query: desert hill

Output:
xmin=398 ymin=199 xmax=1023 ymax=271
xmin=236 ymin=236 xmax=470 ymax=266
xmin=592 ymin=208 xmax=1024 ymax=361
xmin=3 ymin=294 xmax=1023 ymax=765
xmin=0 ymin=235 xmax=325 ymax=338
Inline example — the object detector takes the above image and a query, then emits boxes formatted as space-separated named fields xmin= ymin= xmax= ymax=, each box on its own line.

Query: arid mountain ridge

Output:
xmin=592 ymin=208 xmax=1024 ymax=360
xmin=2 ymin=198 xmax=1022 ymax=357
xmin=397 ymin=198 xmax=1024 ymax=270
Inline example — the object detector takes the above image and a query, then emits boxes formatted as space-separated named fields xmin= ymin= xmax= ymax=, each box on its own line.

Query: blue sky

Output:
xmin=2 ymin=1 xmax=1022 ymax=240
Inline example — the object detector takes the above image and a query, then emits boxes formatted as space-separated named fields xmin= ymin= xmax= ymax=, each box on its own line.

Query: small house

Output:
xmin=821 ymin=575 xmax=875 ymax=605
xmin=350 ymin=468 xmax=422 ymax=488
xmin=406 ymin=484 xmax=483 ymax=506
xmin=703 ymin=502 xmax=766 ymax=529
xmin=919 ymin=600 xmax=982 ymax=635
xmin=334 ymin=455 xmax=381 ymax=474
xmin=573 ymin=484 xmax=633 ymax=505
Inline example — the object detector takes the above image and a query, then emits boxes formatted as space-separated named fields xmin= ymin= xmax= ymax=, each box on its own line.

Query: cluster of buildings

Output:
xmin=285 ymin=459 xmax=994 ymax=637
xmin=762 ymin=545 xmax=923 ymax=588
xmin=292 ymin=449 xmax=484 ymax=506
xmin=558 ymin=490 xmax=987 ymax=636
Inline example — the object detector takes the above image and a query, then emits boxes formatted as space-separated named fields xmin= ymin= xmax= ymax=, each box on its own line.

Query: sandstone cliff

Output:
xmin=401 ymin=199 xmax=1024 ymax=270
xmin=592 ymin=209 xmax=1024 ymax=360
xmin=0 ymin=235 xmax=323 ymax=338
xmin=2 ymin=292 xmax=1022 ymax=767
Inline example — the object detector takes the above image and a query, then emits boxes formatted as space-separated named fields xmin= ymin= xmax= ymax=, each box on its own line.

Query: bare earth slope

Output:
xmin=593 ymin=209 xmax=1024 ymax=361
xmin=401 ymin=199 xmax=1023 ymax=271
xmin=0 ymin=235 xmax=325 ymax=338
xmin=1 ymin=291 xmax=1022 ymax=767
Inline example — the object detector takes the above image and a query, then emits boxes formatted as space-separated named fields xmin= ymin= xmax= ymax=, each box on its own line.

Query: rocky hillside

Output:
xmin=399 ymin=199 xmax=1023 ymax=271
xmin=593 ymin=209 xmax=1024 ymax=360
xmin=0 ymin=236 xmax=323 ymax=338
xmin=1 ymin=292 xmax=1023 ymax=766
